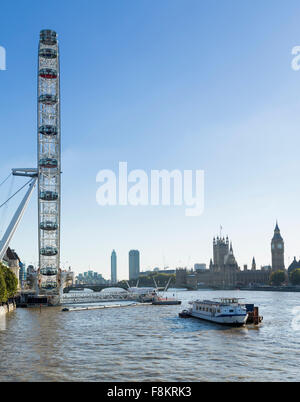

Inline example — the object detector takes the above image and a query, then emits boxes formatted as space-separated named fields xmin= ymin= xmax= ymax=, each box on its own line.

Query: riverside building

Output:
xmin=175 ymin=225 xmax=282 ymax=289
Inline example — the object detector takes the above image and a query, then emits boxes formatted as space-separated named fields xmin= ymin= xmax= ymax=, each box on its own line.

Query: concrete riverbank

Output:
xmin=0 ymin=302 xmax=16 ymax=317
xmin=239 ymin=286 xmax=300 ymax=292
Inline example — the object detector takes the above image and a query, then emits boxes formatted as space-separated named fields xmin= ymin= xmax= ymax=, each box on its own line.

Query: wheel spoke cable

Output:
xmin=0 ymin=173 xmax=12 ymax=188
xmin=0 ymin=178 xmax=33 ymax=210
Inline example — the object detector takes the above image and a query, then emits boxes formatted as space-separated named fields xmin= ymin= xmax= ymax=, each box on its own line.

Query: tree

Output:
xmin=0 ymin=267 xmax=7 ymax=303
xmin=290 ymin=269 xmax=300 ymax=286
xmin=0 ymin=263 xmax=18 ymax=298
xmin=270 ymin=270 xmax=286 ymax=286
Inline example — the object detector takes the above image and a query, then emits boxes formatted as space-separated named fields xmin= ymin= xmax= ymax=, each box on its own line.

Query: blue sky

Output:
xmin=1 ymin=0 xmax=300 ymax=279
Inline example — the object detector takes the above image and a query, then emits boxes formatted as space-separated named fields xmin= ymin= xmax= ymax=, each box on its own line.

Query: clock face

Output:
xmin=272 ymin=244 xmax=275 ymax=249
xmin=277 ymin=243 xmax=283 ymax=249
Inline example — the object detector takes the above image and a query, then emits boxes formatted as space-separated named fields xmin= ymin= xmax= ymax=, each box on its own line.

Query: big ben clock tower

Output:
xmin=271 ymin=222 xmax=285 ymax=271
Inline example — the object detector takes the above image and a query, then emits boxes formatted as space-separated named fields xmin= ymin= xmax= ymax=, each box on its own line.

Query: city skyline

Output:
xmin=1 ymin=1 xmax=300 ymax=279
xmin=71 ymin=221 xmax=286 ymax=281
xmin=54 ymin=222 xmax=290 ymax=281
xmin=75 ymin=222 xmax=290 ymax=280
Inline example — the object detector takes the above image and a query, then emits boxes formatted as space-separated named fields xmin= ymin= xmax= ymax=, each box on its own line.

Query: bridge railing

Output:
xmin=61 ymin=292 xmax=139 ymax=304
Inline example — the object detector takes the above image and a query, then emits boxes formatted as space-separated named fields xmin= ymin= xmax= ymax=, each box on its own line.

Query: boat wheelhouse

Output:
xmin=39 ymin=48 xmax=57 ymax=59
xmin=39 ymin=191 xmax=58 ymax=201
xmin=39 ymin=125 xmax=58 ymax=136
xmin=39 ymin=158 xmax=58 ymax=168
xmin=40 ymin=221 xmax=58 ymax=231
xmin=39 ymin=68 xmax=58 ymax=79
xmin=39 ymin=94 xmax=57 ymax=105
xmin=40 ymin=247 xmax=58 ymax=256
xmin=40 ymin=30 xmax=57 ymax=46
xmin=40 ymin=267 xmax=58 ymax=276
xmin=180 ymin=297 xmax=248 ymax=327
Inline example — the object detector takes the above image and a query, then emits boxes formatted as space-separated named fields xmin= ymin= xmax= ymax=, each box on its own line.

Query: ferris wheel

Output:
xmin=37 ymin=30 xmax=61 ymax=303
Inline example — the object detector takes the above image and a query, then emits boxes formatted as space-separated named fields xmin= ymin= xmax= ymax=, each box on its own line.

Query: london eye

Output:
xmin=37 ymin=30 xmax=61 ymax=304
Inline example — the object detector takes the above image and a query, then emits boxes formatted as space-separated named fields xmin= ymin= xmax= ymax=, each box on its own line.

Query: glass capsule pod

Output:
xmin=40 ymin=247 xmax=58 ymax=256
xmin=39 ymin=125 xmax=58 ymax=136
xmin=40 ymin=221 xmax=58 ymax=231
xmin=39 ymin=191 xmax=58 ymax=201
xmin=39 ymin=158 xmax=58 ymax=168
xmin=40 ymin=281 xmax=58 ymax=290
xmin=40 ymin=267 xmax=58 ymax=276
xmin=39 ymin=48 xmax=57 ymax=59
xmin=39 ymin=94 xmax=57 ymax=105
xmin=39 ymin=68 xmax=57 ymax=79
xmin=40 ymin=30 xmax=57 ymax=46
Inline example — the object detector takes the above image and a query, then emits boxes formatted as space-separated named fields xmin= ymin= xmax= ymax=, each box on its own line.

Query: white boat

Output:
xmin=180 ymin=297 xmax=248 ymax=326
xmin=127 ymin=277 xmax=177 ymax=303
xmin=126 ymin=279 xmax=157 ymax=297
xmin=127 ymin=287 xmax=156 ymax=295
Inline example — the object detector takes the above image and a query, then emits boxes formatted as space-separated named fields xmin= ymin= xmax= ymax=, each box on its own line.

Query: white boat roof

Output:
xmin=194 ymin=298 xmax=244 ymax=305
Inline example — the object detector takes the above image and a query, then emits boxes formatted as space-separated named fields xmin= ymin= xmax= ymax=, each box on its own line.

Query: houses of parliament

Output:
xmin=176 ymin=222 xmax=294 ymax=289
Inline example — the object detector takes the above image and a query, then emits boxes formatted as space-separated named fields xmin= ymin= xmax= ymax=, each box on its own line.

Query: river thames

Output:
xmin=0 ymin=290 xmax=299 ymax=382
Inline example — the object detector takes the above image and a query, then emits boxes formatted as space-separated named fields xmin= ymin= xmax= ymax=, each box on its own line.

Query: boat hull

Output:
xmin=152 ymin=300 xmax=181 ymax=305
xmin=183 ymin=311 xmax=247 ymax=326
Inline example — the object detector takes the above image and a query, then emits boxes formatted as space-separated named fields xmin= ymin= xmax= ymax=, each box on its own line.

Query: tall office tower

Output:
xmin=129 ymin=250 xmax=140 ymax=280
xmin=271 ymin=222 xmax=285 ymax=271
xmin=111 ymin=250 xmax=117 ymax=284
